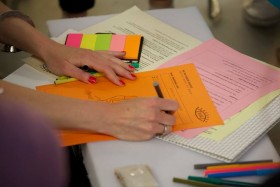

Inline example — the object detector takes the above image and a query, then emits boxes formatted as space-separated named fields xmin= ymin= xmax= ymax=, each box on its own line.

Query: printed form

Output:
xmin=159 ymin=39 xmax=280 ymax=140
xmin=80 ymin=6 xmax=201 ymax=71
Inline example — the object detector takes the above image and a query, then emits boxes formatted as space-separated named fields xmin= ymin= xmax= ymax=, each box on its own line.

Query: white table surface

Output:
xmin=83 ymin=136 xmax=279 ymax=187
xmin=5 ymin=6 xmax=279 ymax=187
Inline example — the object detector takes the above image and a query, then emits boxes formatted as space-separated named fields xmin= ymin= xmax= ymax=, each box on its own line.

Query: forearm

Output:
xmin=0 ymin=80 xmax=179 ymax=140
xmin=0 ymin=2 xmax=60 ymax=61
xmin=0 ymin=17 xmax=59 ymax=59
xmin=0 ymin=80 xmax=107 ymax=131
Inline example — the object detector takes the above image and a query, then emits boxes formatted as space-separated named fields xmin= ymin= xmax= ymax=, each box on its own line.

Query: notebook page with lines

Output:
xmin=158 ymin=95 xmax=280 ymax=162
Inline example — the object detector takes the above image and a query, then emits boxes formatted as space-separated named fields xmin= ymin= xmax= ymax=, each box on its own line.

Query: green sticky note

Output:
xmin=94 ymin=34 xmax=112 ymax=50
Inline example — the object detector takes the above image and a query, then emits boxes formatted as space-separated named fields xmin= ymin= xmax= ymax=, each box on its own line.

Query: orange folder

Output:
xmin=58 ymin=130 xmax=116 ymax=147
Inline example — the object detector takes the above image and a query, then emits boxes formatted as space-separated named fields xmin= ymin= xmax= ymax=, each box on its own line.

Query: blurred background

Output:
xmin=1 ymin=0 xmax=280 ymax=153
xmin=1 ymin=0 xmax=279 ymax=77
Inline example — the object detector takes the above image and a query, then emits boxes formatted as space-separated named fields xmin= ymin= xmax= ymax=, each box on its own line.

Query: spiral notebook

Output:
xmin=158 ymin=95 xmax=280 ymax=162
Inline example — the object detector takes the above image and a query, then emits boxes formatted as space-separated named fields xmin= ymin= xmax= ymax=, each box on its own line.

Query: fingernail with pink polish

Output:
xmin=119 ymin=80 xmax=125 ymax=86
xmin=131 ymin=73 xmax=136 ymax=78
xmin=88 ymin=76 xmax=97 ymax=84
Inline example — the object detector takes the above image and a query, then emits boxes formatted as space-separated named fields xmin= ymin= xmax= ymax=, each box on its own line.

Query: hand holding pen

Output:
xmin=106 ymin=97 xmax=179 ymax=140
xmin=153 ymin=81 xmax=178 ymax=136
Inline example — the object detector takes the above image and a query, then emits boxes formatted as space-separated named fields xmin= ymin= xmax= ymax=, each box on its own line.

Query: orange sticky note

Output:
xmin=37 ymin=63 xmax=223 ymax=146
xmin=123 ymin=35 xmax=142 ymax=60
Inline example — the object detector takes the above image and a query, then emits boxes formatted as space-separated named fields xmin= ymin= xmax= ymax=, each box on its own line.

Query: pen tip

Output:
xmin=153 ymin=81 xmax=159 ymax=86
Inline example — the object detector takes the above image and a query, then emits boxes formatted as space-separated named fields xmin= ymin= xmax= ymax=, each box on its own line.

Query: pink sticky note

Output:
xmin=65 ymin=33 xmax=83 ymax=48
xmin=109 ymin=34 xmax=126 ymax=51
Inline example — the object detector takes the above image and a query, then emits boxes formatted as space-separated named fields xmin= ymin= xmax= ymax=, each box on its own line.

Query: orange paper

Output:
xmin=37 ymin=64 xmax=223 ymax=146
xmin=58 ymin=130 xmax=116 ymax=146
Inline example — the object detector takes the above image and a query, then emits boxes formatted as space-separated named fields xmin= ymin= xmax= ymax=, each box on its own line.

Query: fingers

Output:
xmin=60 ymin=64 xmax=97 ymax=84
xmin=154 ymin=112 xmax=175 ymax=136
xmin=96 ymin=59 xmax=136 ymax=86
xmin=158 ymin=98 xmax=179 ymax=113
xmin=53 ymin=49 xmax=137 ymax=86
xmin=44 ymin=44 xmax=138 ymax=86
xmin=98 ymin=50 xmax=126 ymax=58
xmin=157 ymin=123 xmax=172 ymax=136
xmin=99 ymin=97 xmax=179 ymax=141
xmin=81 ymin=50 xmax=137 ymax=86
xmin=132 ymin=98 xmax=178 ymax=138
xmin=152 ymin=98 xmax=179 ymax=136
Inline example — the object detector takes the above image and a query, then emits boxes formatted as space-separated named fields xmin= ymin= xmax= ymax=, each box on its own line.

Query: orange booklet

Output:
xmin=37 ymin=64 xmax=223 ymax=146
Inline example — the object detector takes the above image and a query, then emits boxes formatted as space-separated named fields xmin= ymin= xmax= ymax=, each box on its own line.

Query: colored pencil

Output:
xmin=188 ymin=176 xmax=259 ymax=187
xmin=194 ymin=159 xmax=273 ymax=169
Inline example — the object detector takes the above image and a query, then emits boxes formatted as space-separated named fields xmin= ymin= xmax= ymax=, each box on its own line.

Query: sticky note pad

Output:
xmin=123 ymin=35 xmax=142 ymax=60
xmin=65 ymin=33 xmax=144 ymax=63
xmin=65 ymin=33 xmax=83 ymax=48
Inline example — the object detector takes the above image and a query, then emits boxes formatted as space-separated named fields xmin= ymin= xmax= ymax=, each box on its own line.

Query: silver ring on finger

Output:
xmin=158 ymin=124 xmax=169 ymax=136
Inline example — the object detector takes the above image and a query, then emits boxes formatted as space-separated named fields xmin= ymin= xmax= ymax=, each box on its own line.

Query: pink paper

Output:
xmin=159 ymin=39 xmax=280 ymax=139
xmin=174 ymin=127 xmax=210 ymax=139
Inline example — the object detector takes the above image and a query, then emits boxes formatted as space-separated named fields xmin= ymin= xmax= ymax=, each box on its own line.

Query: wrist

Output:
xmin=38 ymin=39 xmax=63 ymax=65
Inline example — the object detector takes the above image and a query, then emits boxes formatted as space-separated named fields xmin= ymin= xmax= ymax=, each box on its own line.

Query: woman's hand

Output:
xmin=41 ymin=42 xmax=136 ymax=86
xmin=91 ymin=97 xmax=179 ymax=141
xmin=0 ymin=6 xmax=135 ymax=86
xmin=0 ymin=3 xmax=136 ymax=86
xmin=1 ymin=80 xmax=179 ymax=141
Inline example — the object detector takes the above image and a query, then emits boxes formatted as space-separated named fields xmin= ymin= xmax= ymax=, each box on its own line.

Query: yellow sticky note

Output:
xmin=80 ymin=34 xmax=97 ymax=50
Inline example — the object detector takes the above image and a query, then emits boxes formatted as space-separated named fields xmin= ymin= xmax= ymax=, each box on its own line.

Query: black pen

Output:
xmin=154 ymin=81 xmax=170 ymax=115
xmin=153 ymin=81 xmax=164 ymax=98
